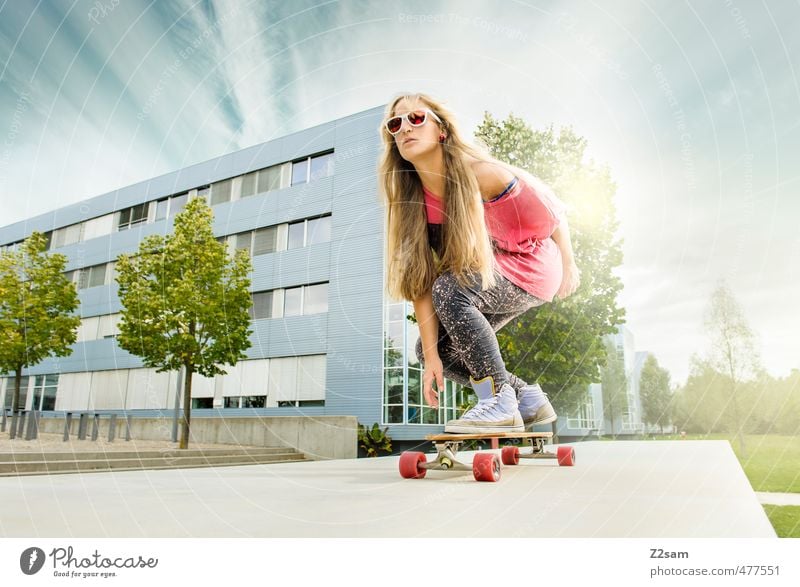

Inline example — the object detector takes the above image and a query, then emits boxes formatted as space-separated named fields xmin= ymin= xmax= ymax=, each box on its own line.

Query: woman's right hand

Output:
xmin=423 ymin=355 xmax=445 ymax=409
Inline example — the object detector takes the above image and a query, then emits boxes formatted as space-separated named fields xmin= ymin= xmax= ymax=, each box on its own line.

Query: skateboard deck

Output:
xmin=426 ymin=431 xmax=553 ymax=441
xmin=399 ymin=431 xmax=575 ymax=482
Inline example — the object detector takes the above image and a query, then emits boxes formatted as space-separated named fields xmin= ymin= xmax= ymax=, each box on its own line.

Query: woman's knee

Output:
xmin=431 ymin=272 xmax=460 ymax=314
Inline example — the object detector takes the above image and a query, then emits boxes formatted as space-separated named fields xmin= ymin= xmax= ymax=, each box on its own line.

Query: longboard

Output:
xmin=398 ymin=431 xmax=575 ymax=482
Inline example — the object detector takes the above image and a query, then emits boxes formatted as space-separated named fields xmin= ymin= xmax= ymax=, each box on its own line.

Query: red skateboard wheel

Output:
xmin=399 ymin=451 xmax=427 ymax=479
xmin=501 ymin=445 xmax=519 ymax=466
xmin=473 ymin=452 xmax=501 ymax=482
xmin=556 ymin=446 xmax=575 ymax=466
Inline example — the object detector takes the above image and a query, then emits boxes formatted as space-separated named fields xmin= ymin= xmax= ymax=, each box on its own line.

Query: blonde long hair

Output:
xmin=378 ymin=93 xmax=498 ymax=302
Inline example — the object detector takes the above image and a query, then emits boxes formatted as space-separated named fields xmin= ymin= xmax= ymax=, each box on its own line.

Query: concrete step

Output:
xmin=0 ymin=448 xmax=307 ymax=476
xmin=0 ymin=447 xmax=291 ymax=462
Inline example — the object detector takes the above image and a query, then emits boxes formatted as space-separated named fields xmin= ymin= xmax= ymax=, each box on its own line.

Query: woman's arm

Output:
xmin=413 ymin=290 xmax=444 ymax=407
xmin=551 ymin=215 xmax=575 ymax=265
xmin=551 ymin=216 xmax=581 ymax=299
xmin=413 ymin=289 xmax=440 ymax=360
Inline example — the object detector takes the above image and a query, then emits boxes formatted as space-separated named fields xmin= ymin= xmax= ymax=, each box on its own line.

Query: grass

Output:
xmin=763 ymin=506 xmax=800 ymax=538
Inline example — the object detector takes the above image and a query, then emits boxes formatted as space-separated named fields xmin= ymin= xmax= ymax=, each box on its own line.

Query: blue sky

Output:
xmin=1 ymin=0 xmax=798 ymax=386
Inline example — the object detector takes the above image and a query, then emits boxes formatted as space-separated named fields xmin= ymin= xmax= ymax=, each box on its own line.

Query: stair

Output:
xmin=0 ymin=446 xmax=307 ymax=476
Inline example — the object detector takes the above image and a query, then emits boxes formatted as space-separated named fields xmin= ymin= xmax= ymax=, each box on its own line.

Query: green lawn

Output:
xmin=763 ymin=506 xmax=800 ymax=538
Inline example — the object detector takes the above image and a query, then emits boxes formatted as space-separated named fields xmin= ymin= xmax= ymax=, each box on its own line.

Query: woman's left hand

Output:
xmin=556 ymin=260 xmax=580 ymax=299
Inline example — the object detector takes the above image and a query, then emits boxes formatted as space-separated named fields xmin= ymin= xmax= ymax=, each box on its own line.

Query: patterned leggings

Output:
xmin=414 ymin=269 xmax=546 ymax=392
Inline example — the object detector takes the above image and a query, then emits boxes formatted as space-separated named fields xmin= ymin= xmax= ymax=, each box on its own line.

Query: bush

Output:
xmin=358 ymin=423 xmax=392 ymax=457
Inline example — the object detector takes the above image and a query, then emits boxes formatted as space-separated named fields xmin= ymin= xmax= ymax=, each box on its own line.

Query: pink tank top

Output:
xmin=423 ymin=176 xmax=566 ymax=302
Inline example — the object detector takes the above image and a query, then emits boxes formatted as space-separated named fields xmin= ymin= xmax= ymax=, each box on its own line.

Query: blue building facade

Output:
xmin=1 ymin=105 xmax=649 ymax=444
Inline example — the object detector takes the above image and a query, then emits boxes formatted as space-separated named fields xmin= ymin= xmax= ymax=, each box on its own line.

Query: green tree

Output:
xmin=704 ymin=280 xmax=761 ymax=457
xmin=474 ymin=114 xmax=626 ymax=418
xmin=774 ymin=369 xmax=800 ymax=434
xmin=115 ymin=198 xmax=252 ymax=449
xmin=0 ymin=232 xmax=79 ymax=438
xmin=639 ymin=354 xmax=673 ymax=434
xmin=600 ymin=338 xmax=628 ymax=437
xmin=672 ymin=354 xmax=728 ymax=434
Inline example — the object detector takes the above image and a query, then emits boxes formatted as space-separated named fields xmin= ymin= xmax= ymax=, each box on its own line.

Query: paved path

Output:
xmin=0 ymin=440 xmax=775 ymax=538
xmin=757 ymin=492 xmax=800 ymax=506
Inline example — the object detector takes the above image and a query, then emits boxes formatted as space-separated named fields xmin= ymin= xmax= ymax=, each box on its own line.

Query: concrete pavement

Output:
xmin=0 ymin=440 xmax=776 ymax=537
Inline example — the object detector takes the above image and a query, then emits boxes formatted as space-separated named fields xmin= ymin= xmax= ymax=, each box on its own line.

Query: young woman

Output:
xmin=378 ymin=93 xmax=580 ymax=433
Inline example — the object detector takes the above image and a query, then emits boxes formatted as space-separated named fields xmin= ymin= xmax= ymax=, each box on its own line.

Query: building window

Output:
xmin=232 ymin=227 xmax=280 ymax=257
xmin=3 ymin=376 xmax=29 ymax=410
xmin=32 ymin=374 xmax=58 ymax=411
xmin=252 ymin=226 xmax=277 ymax=256
xmin=155 ymin=192 xmax=188 ymax=220
xmin=283 ymin=283 xmax=328 ymax=316
xmin=290 ymin=151 xmax=334 ymax=186
xmin=191 ymin=398 xmax=214 ymax=409
xmin=210 ymin=178 xmax=233 ymax=205
xmin=250 ymin=291 xmax=273 ymax=320
xmin=82 ymin=214 xmax=115 ymax=241
xmin=240 ymin=164 xmax=283 ymax=199
xmin=197 ymin=185 xmax=211 ymax=202
xmin=52 ymin=222 xmax=85 ymax=247
xmin=0 ymin=241 xmax=23 ymax=254
xmin=118 ymin=203 xmax=149 ymax=231
xmin=224 ymin=396 xmax=266 ymax=408
xmin=86 ymin=266 xmax=104 ymax=289
xmin=287 ymin=215 xmax=331 ymax=250
xmin=307 ymin=216 xmax=331 ymax=245
xmin=258 ymin=165 xmax=282 ymax=192
xmin=567 ymin=399 xmax=597 ymax=429
xmin=291 ymin=158 xmax=309 ymax=186
xmin=70 ymin=263 xmax=111 ymax=290
xmin=284 ymin=287 xmax=302 ymax=317
xmin=250 ymin=283 xmax=327 ymax=320
xmin=309 ymin=152 xmax=334 ymax=180
xmin=303 ymin=283 xmax=328 ymax=315
xmin=235 ymin=232 xmax=253 ymax=256
xmin=287 ymin=222 xmax=305 ymax=250
xmin=240 ymin=172 xmax=257 ymax=199
xmin=278 ymin=400 xmax=324 ymax=408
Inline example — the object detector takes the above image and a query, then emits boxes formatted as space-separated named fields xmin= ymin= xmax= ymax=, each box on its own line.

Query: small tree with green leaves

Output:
xmin=704 ymin=280 xmax=761 ymax=457
xmin=600 ymin=338 xmax=628 ymax=437
xmin=0 ymin=232 xmax=79 ymax=438
xmin=115 ymin=198 xmax=252 ymax=449
xmin=639 ymin=354 xmax=673 ymax=434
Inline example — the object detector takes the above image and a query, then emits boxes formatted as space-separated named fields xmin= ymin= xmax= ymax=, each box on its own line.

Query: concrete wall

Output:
xmin=37 ymin=415 xmax=358 ymax=460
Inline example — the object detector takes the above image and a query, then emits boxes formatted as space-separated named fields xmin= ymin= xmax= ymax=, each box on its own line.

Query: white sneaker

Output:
xmin=444 ymin=375 xmax=524 ymax=434
xmin=517 ymin=383 xmax=557 ymax=428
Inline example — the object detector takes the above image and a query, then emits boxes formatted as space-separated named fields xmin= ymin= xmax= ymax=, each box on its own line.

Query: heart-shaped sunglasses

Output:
xmin=385 ymin=108 xmax=443 ymax=135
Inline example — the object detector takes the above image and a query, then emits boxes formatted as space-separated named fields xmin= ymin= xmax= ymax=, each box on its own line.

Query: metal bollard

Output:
xmin=63 ymin=412 xmax=73 ymax=441
xmin=108 ymin=414 xmax=117 ymax=442
xmin=24 ymin=411 xmax=39 ymax=440
xmin=125 ymin=414 xmax=132 ymax=441
xmin=15 ymin=410 xmax=26 ymax=439
xmin=78 ymin=413 xmax=88 ymax=440
xmin=1 ymin=408 xmax=6 ymax=432
xmin=91 ymin=414 xmax=100 ymax=441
